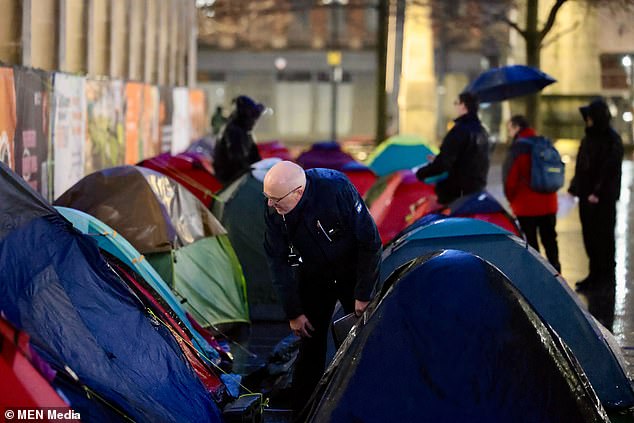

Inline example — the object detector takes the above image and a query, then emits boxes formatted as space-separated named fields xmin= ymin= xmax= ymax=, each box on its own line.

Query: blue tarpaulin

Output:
xmin=0 ymin=162 xmax=221 ymax=422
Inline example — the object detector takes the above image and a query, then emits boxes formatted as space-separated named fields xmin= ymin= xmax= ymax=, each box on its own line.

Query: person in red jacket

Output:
xmin=502 ymin=115 xmax=561 ymax=272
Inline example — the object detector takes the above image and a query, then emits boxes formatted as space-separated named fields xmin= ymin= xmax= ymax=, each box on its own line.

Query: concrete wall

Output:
xmin=0 ymin=0 xmax=20 ymax=64
xmin=0 ymin=0 xmax=196 ymax=86
xmin=60 ymin=0 xmax=86 ymax=73
xmin=398 ymin=2 xmax=437 ymax=144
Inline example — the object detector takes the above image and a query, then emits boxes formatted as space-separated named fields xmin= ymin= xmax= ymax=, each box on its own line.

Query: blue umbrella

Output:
xmin=462 ymin=65 xmax=556 ymax=102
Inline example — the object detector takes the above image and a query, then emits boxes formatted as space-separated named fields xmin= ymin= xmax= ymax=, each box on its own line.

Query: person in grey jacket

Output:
xmin=416 ymin=92 xmax=489 ymax=205
xmin=263 ymin=161 xmax=382 ymax=413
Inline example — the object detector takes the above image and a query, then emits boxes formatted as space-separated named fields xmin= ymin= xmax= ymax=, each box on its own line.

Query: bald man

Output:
xmin=263 ymin=161 xmax=382 ymax=412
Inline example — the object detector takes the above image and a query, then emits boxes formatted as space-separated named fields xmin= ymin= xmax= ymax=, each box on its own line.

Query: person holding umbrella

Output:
xmin=415 ymin=92 xmax=490 ymax=205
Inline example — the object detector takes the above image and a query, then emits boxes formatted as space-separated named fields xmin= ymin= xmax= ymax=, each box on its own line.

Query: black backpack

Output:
xmin=516 ymin=136 xmax=565 ymax=193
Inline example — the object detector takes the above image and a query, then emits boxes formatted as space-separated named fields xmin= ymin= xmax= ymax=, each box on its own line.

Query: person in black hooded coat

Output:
xmin=213 ymin=95 xmax=264 ymax=185
xmin=569 ymin=98 xmax=623 ymax=291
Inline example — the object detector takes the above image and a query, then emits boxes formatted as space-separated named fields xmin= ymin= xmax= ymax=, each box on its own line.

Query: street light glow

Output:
xmin=624 ymin=111 xmax=633 ymax=123
xmin=623 ymin=55 xmax=632 ymax=68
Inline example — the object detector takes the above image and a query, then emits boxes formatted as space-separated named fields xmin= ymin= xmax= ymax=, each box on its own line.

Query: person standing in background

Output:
xmin=415 ymin=92 xmax=489 ymax=205
xmin=213 ymin=95 xmax=263 ymax=185
xmin=569 ymin=99 xmax=623 ymax=292
xmin=210 ymin=105 xmax=227 ymax=136
xmin=503 ymin=115 xmax=560 ymax=272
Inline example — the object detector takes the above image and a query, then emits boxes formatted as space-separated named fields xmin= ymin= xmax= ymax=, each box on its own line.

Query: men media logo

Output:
xmin=3 ymin=408 xmax=80 ymax=422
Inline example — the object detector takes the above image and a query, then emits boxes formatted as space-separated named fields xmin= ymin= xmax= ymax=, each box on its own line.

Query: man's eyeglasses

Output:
xmin=263 ymin=185 xmax=302 ymax=205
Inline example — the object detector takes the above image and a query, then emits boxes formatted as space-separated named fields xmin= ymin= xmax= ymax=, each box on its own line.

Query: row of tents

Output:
xmin=0 ymin=162 xmax=233 ymax=421
xmin=3 ymin=132 xmax=633 ymax=421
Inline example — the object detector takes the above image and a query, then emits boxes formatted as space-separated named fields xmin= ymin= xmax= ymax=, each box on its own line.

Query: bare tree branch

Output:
xmin=539 ymin=0 xmax=567 ymax=42
xmin=540 ymin=20 xmax=580 ymax=49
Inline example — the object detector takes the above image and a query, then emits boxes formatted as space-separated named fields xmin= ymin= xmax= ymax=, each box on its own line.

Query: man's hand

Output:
xmin=588 ymin=194 xmax=599 ymax=204
xmin=355 ymin=300 xmax=370 ymax=317
xmin=290 ymin=314 xmax=314 ymax=338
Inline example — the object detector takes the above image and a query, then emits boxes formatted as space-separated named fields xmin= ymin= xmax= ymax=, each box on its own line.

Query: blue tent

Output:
xmin=381 ymin=217 xmax=634 ymax=409
xmin=365 ymin=134 xmax=436 ymax=176
xmin=308 ymin=250 xmax=608 ymax=422
xmin=56 ymin=206 xmax=221 ymax=363
xmin=0 ymin=162 xmax=221 ymax=422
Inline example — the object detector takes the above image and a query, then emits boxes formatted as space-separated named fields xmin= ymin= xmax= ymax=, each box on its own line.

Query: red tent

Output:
xmin=257 ymin=140 xmax=293 ymax=161
xmin=0 ymin=317 xmax=69 ymax=408
xmin=367 ymin=170 xmax=439 ymax=244
xmin=139 ymin=152 xmax=222 ymax=207
xmin=407 ymin=191 xmax=522 ymax=237
xmin=342 ymin=165 xmax=376 ymax=197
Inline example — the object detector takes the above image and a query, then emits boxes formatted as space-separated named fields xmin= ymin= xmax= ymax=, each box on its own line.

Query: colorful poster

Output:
xmin=124 ymin=82 xmax=143 ymax=164
xmin=85 ymin=79 xmax=125 ymax=173
xmin=14 ymin=68 xmax=51 ymax=199
xmin=0 ymin=67 xmax=17 ymax=170
xmin=189 ymin=89 xmax=207 ymax=141
xmin=142 ymin=85 xmax=160 ymax=159
xmin=171 ymin=87 xmax=190 ymax=155
xmin=52 ymin=73 xmax=86 ymax=199
xmin=159 ymin=86 xmax=173 ymax=153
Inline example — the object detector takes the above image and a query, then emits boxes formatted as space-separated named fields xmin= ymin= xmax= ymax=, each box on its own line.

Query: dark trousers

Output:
xmin=517 ymin=214 xmax=561 ymax=272
xmin=292 ymin=279 xmax=355 ymax=414
xmin=579 ymin=200 xmax=617 ymax=283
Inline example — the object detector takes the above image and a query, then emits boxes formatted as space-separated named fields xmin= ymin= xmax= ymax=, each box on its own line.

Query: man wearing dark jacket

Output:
xmin=263 ymin=161 xmax=382 ymax=413
xmin=415 ymin=92 xmax=489 ymax=204
xmin=569 ymin=99 xmax=623 ymax=291
xmin=213 ymin=95 xmax=263 ymax=185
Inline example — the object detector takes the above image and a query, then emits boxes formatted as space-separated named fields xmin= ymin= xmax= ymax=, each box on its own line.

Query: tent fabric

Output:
xmin=174 ymin=236 xmax=249 ymax=325
xmin=308 ymin=250 xmax=609 ymax=422
xmin=54 ymin=165 xmax=249 ymax=327
xmin=381 ymin=218 xmax=634 ymax=409
xmin=109 ymin=259 xmax=227 ymax=398
xmin=296 ymin=141 xmax=356 ymax=170
xmin=340 ymin=161 xmax=377 ymax=197
xmin=406 ymin=190 xmax=523 ymax=238
xmin=55 ymin=206 xmax=221 ymax=362
xmin=366 ymin=170 xmax=439 ymax=244
xmin=257 ymin=140 xmax=294 ymax=161
xmin=0 ymin=162 xmax=221 ymax=422
xmin=212 ymin=172 xmax=285 ymax=321
xmin=54 ymin=165 xmax=225 ymax=253
xmin=139 ymin=152 xmax=222 ymax=208
xmin=365 ymin=134 xmax=437 ymax=176
xmin=0 ymin=317 xmax=69 ymax=408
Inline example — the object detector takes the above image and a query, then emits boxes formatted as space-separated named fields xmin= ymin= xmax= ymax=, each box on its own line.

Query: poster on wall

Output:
xmin=171 ymin=87 xmax=191 ymax=155
xmin=52 ymin=73 xmax=86 ymax=199
xmin=85 ymin=79 xmax=125 ymax=174
xmin=159 ymin=86 xmax=173 ymax=153
xmin=124 ymin=82 xmax=143 ymax=164
xmin=14 ymin=68 xmax=51 ymax=200
xmin=0 ymin=67 xmax=17 ymax=171
xmin=189 ymin=89 xmax=207 ymax=142
xmin=142 ymin=85 xmax=160 ymax=159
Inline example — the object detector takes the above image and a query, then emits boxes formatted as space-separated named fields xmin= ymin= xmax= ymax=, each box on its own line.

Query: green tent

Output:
xmin=54 ymin=165 xmax=249 ymax=327
xmin=212 ymin=168 xmax=285 ymax=321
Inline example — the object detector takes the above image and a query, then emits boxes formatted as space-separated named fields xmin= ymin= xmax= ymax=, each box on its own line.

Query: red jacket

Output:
xmin=504 ymin=128 xmax=558 ymax=216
